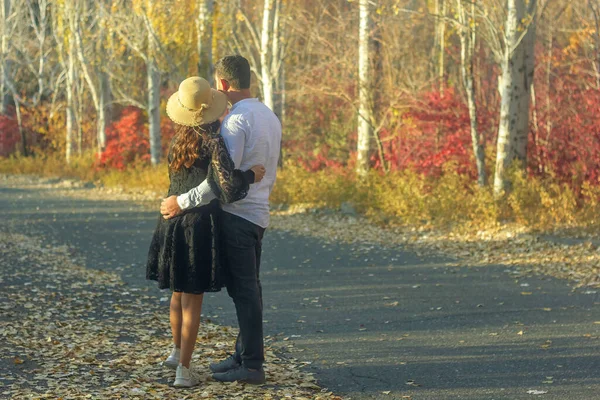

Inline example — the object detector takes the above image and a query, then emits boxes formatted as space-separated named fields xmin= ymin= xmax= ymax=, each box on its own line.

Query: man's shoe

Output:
xmin=174 ymin=364 xmax=200 ymax=388
xmin=209 ymin=355 xmax=241 ymax=373
xmin=163 ymin=346 xmax=180 ymax=369
xmin=212 ymin=365 xmax=266 ymax=384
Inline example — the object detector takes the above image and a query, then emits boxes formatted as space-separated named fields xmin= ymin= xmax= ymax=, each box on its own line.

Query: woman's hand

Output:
xmin=251 ymin=165 xmax=266 ymax=183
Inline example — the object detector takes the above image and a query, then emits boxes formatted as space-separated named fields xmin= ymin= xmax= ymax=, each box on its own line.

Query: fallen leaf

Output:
xmin=527 ymin=389 xmax=548 ymax=395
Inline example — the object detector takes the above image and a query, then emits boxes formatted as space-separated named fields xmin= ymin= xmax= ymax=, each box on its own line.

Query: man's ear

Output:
xmin=219 ymin=78 xmax=230 ymax=91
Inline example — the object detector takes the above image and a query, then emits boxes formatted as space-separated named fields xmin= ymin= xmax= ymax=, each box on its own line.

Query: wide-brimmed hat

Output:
xmin=166 ymin=77 xmax=228 ymax=126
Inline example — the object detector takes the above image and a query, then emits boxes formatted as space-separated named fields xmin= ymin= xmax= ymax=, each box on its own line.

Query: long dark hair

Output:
xmin=169 ymin=120 xmax=220 ymax=171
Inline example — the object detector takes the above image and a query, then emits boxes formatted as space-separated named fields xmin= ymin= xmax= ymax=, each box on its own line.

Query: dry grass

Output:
xmin=0 ymin=152 xmax=169 ymax=195
xmin=271 ymin=162 xmax=600 ymax=233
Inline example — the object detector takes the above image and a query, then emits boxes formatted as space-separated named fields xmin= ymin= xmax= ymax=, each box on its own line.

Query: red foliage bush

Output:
xmin=96 ymin=106 xmax=150 ymax=170
xmin=95 ymin=106 xmax=179 ymax=170
xmin=527 ymin=45 xmax=600 ymax=190
xmin=374 ymin=88 xmax=497 ymax=178
xmin=0 ymin=109 xmax=21 ymax=156
xmin=160 ymin=116 xmax=177 ymax=156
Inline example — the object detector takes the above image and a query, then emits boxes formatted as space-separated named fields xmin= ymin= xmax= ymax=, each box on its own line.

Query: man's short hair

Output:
xmin=214 ymin=55 xmax=251 ymax=90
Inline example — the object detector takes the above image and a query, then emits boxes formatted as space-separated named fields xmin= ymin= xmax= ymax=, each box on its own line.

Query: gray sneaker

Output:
xmin=174 ymin=364 xmax=200 ymax=388
xmin=212 ymin=365 xmax=266 ymax=384
xmin=209 ymin=355 xmax=241 ymax=373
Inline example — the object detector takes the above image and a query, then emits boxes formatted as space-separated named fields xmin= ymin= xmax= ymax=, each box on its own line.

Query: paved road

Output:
xmin=1 ymin=182 xmax=599 ymax=399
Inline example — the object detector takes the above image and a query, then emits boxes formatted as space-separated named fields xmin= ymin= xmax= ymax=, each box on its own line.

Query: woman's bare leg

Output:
xmin=170 ymin=292 xmax=183 ymax=349
xmin=179 ymin=293 xmax=204 ymax=368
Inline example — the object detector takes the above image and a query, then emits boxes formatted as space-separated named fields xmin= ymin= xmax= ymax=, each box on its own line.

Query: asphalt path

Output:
xmin=1 ymin=181 xmax=599 ymax=399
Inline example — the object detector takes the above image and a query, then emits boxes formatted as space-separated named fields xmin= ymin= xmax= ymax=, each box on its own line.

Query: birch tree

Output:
xmin=493 ymin=0 xmax=537 ymax=197
xmin=232 ymin=0 xmax=285 ymax=119
xmin=586 ymin=1 xmax=600 ymax=89
xmin=196 ymin=0 xmax=214 ymax=82
xmin=52 ymin=0 xmax=77 ymax=163
xmin=24 ymin=0 xmax=50 ymax=107
xmin=433 ymin=0 xmax=448 ymax=93
xmin=356 ymin=0 xmax=372 ymax=178
xmin=1 ymin=0 xmax=51 ymax=154
xmin=111 ymin=0 xmax=164 ymax=165
xmin=71 ymin=0 xmax=109 ymax=154
xmin=457 ymin=0 xmax=486 ymax=186
xmin=0 ymin=0 xmax=13 ymax=115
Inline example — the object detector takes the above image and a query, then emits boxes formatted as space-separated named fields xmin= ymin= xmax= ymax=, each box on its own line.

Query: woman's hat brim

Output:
xmin=166 ymin=89 xmax=228 ymax=127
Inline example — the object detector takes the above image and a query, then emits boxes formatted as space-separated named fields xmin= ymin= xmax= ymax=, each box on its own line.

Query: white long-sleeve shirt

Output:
xmin=176 ymin=98 xmax=282 ymax=228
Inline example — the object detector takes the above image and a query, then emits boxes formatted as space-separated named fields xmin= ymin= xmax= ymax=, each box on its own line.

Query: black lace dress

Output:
xmin=146 ymin=132 xmax=251 ymax=294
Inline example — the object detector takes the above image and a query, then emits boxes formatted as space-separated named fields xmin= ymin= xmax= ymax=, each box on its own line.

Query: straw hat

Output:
xmin=166 ymin=77 xmax=228 ymax=126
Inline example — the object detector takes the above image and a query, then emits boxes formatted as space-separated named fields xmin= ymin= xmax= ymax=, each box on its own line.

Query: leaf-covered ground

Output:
xmin=0 ymin=231 xmax=340 ymax=400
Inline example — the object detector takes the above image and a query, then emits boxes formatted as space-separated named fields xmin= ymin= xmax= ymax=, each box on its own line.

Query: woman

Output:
xmin=146 ymin=77 xmax=264 ymax=388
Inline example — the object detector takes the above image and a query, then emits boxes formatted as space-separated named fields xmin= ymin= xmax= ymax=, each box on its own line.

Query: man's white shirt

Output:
xmin=176 ymin=98 xmax=282 ymax=228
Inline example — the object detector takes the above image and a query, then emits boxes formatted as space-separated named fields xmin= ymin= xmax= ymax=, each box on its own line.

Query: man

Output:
xmin=160 ymin=55 xmax=281 ymax=385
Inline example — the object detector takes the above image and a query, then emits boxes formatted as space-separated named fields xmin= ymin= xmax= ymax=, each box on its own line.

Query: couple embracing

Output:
xmin=146 ymin=55 xmax=281 ymax=387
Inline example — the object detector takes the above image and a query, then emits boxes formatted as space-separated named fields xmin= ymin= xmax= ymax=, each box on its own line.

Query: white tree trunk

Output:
xmin=66 ymin=32 xmax=75 ymax=164
xmin=197 ymin=0 xmax=214 ymax=82
xmin=102 ymin=68 xmax=113 ymax=123
xmin=493 ymin=0 xmax=537 ymax=197
xmin=458 ymin=0 xmax=486 ymax=186
xmin=97 ymin=70 xmax=110 ymax=152
xmin=145 ymin=0 xmax=161 ymax=166
xmin=435 ymin=0 xmax=447 ymax=93
xmin=147 ymin=59 xmax=161 ymax=166
xmin=513 ymin=4 xmax=536 ymax=162
xmin=356 ymin=0 xmax=372 ymax=178
xmin=260 ymin=0 xmax=275 ymax=112
xmin=0 ymin=65 xmax=6 ymax=115
xmin=76 ymin=73 xmax=83 ymax=154
xmin=277 ymin=53 xmax=285 ymax=124
xmin=72 ymin=9 xmax=109 ymax=156
xmin=1 ymin=0 xmax=10 ymax=115
xmin=13 ymin=94 xmax=26 ymax=155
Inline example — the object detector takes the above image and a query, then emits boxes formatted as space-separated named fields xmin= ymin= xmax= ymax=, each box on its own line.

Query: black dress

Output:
xmin=146 ymin=132 xmax=251 ymax=294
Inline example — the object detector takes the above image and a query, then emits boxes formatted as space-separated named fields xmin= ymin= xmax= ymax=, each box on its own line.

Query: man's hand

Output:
xmin=161 ymin=196 xmax=182 ymax=220
xmin=251 ymin=165 xmax=266 ymax=182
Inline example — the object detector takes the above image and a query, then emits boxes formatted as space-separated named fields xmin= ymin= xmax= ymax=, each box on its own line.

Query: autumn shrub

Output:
xmin=96 ymin=107 xmax=151 ymax=170
xmin=380 ymin=88 xmax=497 ymax=178
xmin=271 ymin=160 xmax=500 ymax=228
xmin=271 ymin=159 xmax=600 ymax=231
xmin=0 ymin=151 xmax=168 ymax=195
xmin=0 ymin=110 xmax=21 ymax=156
xmin=0 ymin=151 xmax=99 ymax=181
xmin=285 ymin=96 xmax=356 ymax=170
xmin=270 ymin=162 xmax=356 ymax=208
xmin=580 ymin=181 xmax=600 ymax=228
xmin=100 ymin=162 xmax=169 ymax=195
xmin=522 ymin=42 xmax=600 ymax=194
xmin=0 ymin=105 xmax=56 ymax=156
xmin=508 ymin=169 xmax=580 ymax=228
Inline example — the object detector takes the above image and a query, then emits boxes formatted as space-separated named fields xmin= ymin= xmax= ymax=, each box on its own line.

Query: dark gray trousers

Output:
xmin=220 ymin=211 xmax=265 ymax=370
